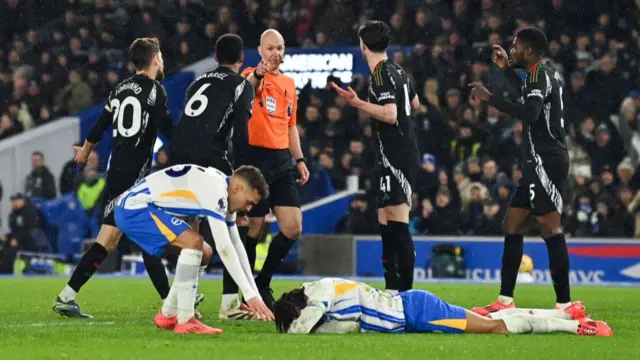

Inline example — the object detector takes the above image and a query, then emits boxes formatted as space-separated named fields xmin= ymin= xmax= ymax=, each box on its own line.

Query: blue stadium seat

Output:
xmin=35 ymin=195 xmax=90 ymax=259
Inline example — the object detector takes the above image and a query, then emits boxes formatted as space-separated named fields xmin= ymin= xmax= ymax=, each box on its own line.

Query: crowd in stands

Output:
xmin=1 ymin=0 xmax=640 ymax=269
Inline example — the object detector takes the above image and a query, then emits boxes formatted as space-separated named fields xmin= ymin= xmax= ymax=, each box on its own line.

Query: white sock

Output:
xmin=498 ymin=295 xmax=514 ymax=305
xmin=59 ymin=285 xmax=78 ymax=302
xmin=199 ymin=265 xmax=207 ymax=278
xmin=161 ymin=285 xmax=178 ymax=318
xmin=502 ymin=314 xmax=579 ymax=334
xmin=221 ymin=294 xmax=240 ymax=311
xmin=490 ymin=308 xmax=570 ymax=320
xmin=385 ymin=289 xmax=399 ymax=296
xmin=556 ymin=302 xmax=571 ymax=309
xmin=173 ymin=249 xmax=203 ymax=325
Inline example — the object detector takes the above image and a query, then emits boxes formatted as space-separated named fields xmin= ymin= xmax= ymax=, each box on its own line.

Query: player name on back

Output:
xmin=196 ymin=72 xmax=228 ymax=81
xmin=115 ymin=82 xmax=143 ymax=95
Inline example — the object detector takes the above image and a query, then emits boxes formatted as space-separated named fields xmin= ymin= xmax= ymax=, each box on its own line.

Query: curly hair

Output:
xmin=274 ymin=288 xmax=307 ymax=333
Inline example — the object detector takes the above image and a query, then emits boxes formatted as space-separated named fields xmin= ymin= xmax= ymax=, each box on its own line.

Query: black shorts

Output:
xmin=376 ymin=160 xmax=416 ymax=209
xmin=509 ymin=154 xmax=569 ymax=216
xmin=170 ymin=152 xmax=232 ymax=175
xmin=102 ymin=169 xmax=145 ymax=226
xmin=244 ymin=146 xmax=301 ymax=218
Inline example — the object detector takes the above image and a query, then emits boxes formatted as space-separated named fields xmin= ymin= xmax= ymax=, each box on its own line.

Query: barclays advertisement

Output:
xmin=355 ymin=236 xmax=640 ymax=285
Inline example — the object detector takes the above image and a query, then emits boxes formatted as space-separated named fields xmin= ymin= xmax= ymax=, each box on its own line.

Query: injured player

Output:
xmin=273 ymin=278 xmax=612 ymax=336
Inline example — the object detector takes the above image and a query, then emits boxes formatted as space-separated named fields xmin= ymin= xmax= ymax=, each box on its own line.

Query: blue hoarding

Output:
xmin=355 ymin=236 xmax=640 ymax=284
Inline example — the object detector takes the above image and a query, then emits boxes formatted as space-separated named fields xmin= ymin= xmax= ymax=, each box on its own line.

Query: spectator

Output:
xmin=462 ymin=182 xmax=488 ymax=233
xmin=617 ymin=158 xmax=635 ymax=189
xmin=472 ymin=197 xmax=503 ymax=236
xmin=0 ymin=112 xmax=24 ymax=140
xmin=151 ymin=147 xmax=170 ymax=173
xmin=77 ymin=165 xmax=106 ymax=213
xmin=8 ymin=99 xmax=33 ymax=130
xmin=591 ymin=195 xmax=626 ymax=237
xmin=567 ymin=191 xmax=595 ymax=237
xmin=576 ymin=122 xmax=625 ymax=176
xmin=0 ymin=234 xmax=18 ymax=274
xmin=25 ymin=151 xmax=56 ymax=199
xmin=481 ymin=158 xmax=498 ymax=190
xmin=423 ymin=189 xmax=462 ymax=235
xmin=416 ymin=154 xmax=439 ymax=200
xmin=450 ymin=121 xmax=483 ymax=165
xmin=335 ymin=195 xmax=377 ymax=234
xmin=54 ymin=69 xmax=93 ymax=116
xmin=8 ymin=193 xmax=47 ymax=252
xmin=318 ymin=152 xmax=343 ymax=190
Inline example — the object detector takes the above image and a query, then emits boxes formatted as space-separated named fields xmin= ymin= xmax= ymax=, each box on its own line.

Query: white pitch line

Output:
xmin=1 ymin=321 xmax=116 ymax=328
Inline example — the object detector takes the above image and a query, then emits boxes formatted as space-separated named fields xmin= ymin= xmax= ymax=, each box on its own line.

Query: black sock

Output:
xmin=67 ymin=242 xmax=108 ymax=292
xmin=544 ymin=233 xmax=571 ymax=303
xmin=499 ymin=234 xmax=524 ymax=298
xmin=222 ymin=227 xmax=254 ymax=295
xmin=380 ymin=224 xmax=398 ymax=290
xmin=387 ymin=221 xmax=415 ymax=292
xmin=255 ymin=232 xmax=296 ymax=289
xmin=245 ymin=233 xmax=259 ymax=271
xmin=142 ymin=252 xmax=170 ymax=300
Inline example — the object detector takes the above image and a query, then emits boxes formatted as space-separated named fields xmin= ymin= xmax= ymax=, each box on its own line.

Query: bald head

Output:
xmin=260 ymin=29 xmax=284 ymax=46
xmin=259 ymin=29 xmax=285 ymax=71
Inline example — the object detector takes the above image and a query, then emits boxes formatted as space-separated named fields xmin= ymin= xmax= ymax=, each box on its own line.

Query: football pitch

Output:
xmin=1 ymin=277 xmax=639 ymax=360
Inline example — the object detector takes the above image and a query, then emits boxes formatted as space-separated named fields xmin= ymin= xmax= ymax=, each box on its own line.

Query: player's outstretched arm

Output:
xmin=227 ymin=214 xmax=259 ymax=297
xmin=287 ymin=280 xmax=335 ymax=334
xmin=469 ymin=81 xmax=543 ymax=124
xmin=242 ymin=61 xmax=269 ymax=89
xmin=207 ymin=216 xmax=274 ymax=321
xmin=487 ymin=94 xmax=543 ymax=124
xmin=288 ymin=306 xmax=325 ymax=334
xmin=330 ymin=82 xmax=398 ymax=124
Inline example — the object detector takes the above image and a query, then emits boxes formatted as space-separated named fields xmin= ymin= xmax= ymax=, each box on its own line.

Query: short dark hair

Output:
xmin=357 ymin=20 xmax=390 ymax=53
xmin=274 ymin=288 xmax=308 ymax=333
xmin=129 ymin=38 xmax=160 ymax=70
xmin=215 ymin=34 xmax=244 ymax=65
xmin=233 ymin=165 xmax=269 ymax=200
xmin=516 ymin=27 xmax=548 ymax=56
xmin=32 ymin=151 xmax=44 ymax=158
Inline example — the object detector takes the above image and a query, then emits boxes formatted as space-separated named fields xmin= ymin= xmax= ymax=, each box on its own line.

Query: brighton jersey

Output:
xmin=292 ymin=278 xmax=406 ymax=334
xmin=117 ymin=164 xmax=234 ymax=223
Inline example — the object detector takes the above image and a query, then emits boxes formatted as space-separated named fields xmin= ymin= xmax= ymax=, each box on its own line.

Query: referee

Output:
xmin=220 ymin=29 xmax=309 ymax=315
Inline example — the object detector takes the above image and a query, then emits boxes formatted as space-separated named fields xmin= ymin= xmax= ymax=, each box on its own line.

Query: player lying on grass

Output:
xmin=273 ymin=278 xmax=612 ymax=336
xmin=114 ymin=164 xmax=274 ymax=334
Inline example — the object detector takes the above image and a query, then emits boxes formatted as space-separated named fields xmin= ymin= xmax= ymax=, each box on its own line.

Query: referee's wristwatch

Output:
xmin=296 ymin=157 xmax=307 ymax=165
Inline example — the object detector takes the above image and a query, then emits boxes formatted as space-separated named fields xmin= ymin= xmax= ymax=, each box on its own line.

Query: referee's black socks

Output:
xmin=499 ymin=234 xmax=524 ymax=298
xmin=544 ymin=233 xmax=571 ymax=304
xmin=387 ymin=221 xmax=415 ymax=292
xmin=255 ymin=232 xmax=296 ymax=289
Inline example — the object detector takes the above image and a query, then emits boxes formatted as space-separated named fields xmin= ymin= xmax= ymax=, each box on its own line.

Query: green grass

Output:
xmin=1 ymin=278 xmax=639 ymax=360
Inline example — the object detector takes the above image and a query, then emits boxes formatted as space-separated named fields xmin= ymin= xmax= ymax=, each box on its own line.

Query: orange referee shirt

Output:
xmin=242 ymin=67 xmax=297 ymax=150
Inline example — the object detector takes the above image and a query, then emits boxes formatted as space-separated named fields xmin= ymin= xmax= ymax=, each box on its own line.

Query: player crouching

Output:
xmin=273 ymin=278 xmax=612 ymax=336
xmin=114 ymin=164 xmax=274 ymax=334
